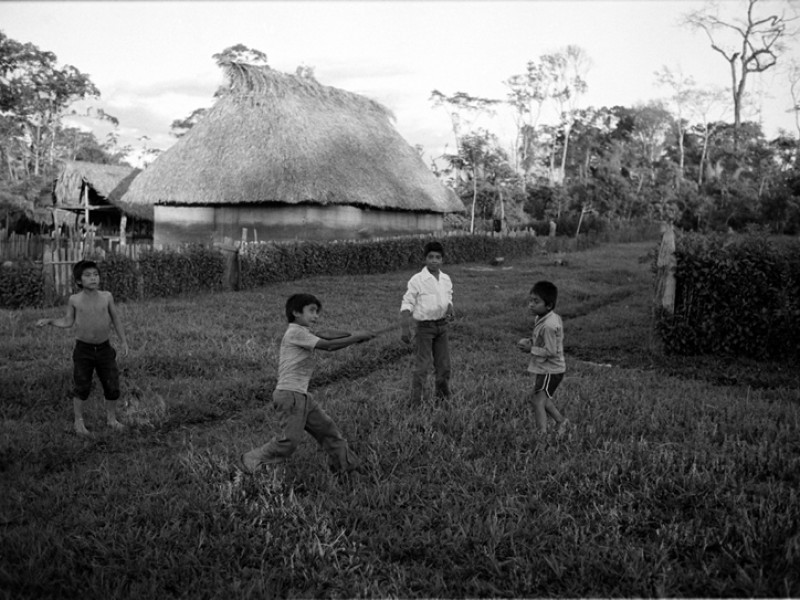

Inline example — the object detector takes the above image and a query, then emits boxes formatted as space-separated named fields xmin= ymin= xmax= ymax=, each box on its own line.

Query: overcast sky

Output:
xmin=2 ymin=0 xmax=798 ymax=167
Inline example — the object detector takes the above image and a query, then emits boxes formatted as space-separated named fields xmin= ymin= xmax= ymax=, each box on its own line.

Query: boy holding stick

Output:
xmin=242 ymin=293 xmax=376 ymax=475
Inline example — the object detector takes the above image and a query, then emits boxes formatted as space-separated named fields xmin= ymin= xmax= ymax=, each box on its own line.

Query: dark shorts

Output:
xmin=533 ymin=372 xmax=564 ymax=399
xmin=72 ymin=340 xmax=120 ymax=401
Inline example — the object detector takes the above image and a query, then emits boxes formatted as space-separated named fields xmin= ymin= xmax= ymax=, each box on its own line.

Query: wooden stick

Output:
xmin=316 ymin=323 xmax=401 ymax=340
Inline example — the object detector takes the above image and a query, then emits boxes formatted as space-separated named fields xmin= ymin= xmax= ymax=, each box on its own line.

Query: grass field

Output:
xmin=1 ymin=240 xmax=798 ymax=598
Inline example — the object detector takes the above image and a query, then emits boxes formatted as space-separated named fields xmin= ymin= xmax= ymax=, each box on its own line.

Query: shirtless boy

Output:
xmin=37 ymin=260 xmax=129 ymax=436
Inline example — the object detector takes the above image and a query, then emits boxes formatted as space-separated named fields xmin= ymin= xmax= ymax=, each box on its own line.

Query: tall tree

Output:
xmin=429 ymin=90 xmax=501 ymax=191
xmin=505 ymin=60 xmax=550 ymax=180
xmin=654 ymin=65 xmax=697 ymax=178
xmin=448 ymin=128 xmax=511 ymax=233
xmin=430 ymin=90 xmax=500 ymax=157
xmin=686 ymin=87 xmax=730 ymax=185
xmin=786 ymin=57 xmax=800 ymax=148
xmin=0 ymin=31 xmax=100 ymax=177
xmin=542 ymin=45 xmax=591 ymax=185
xmin=683 ymin=0 xmax=798 ymax=150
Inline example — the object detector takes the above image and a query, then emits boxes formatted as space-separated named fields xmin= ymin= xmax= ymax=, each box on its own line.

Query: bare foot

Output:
xmin=74 ymin=421 xmax=91 ymax=437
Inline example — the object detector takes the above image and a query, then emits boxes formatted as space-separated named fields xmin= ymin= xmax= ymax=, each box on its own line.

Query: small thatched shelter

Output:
xmin=53 ymin=161 xmax=150 ymax=242
xmin=120 ymin=61 xmax=463 ymax=245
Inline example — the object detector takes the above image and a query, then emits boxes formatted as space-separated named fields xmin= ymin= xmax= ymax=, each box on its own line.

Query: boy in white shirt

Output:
xmin=400 ymin=241 xmax=454 ymax=404
xmin=242 ymin=293 xmax=375 ymax=475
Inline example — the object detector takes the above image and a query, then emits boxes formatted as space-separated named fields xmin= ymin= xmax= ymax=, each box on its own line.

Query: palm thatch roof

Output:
xmin=54 ymin=161 xmax=149 ymax=219
xmin=121 ymin=64 xmax=463 ymax=214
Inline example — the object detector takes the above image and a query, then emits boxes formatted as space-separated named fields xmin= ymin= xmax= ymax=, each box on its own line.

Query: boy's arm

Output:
xmin=315 ymin=330 xmax=375 ymax=352
xmin=36 ymin=297 xmax=76 ymax=328
xmin=107 ymin=293 xmax=129 ymax=356
xmin=530 ymin=327 xmax=559 ymax=358
xmin=400 ymin=309 xmax=414 ymax=342
xmin=445 ymin=276 xmax=454 ymax=319
xmin=315 ymin=328 xmax=353 ymax=340
xmin=400 ymin=278 xmax=419 ymax=341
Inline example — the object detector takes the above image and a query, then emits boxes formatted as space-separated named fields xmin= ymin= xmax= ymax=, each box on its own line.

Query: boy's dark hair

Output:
xmin=73 ymin=260 xmax=99 ymax=287
xmin=424 ymin=241 xmax=444 ymax=257
xmin=531 ymin=281 xmax=558 ymax=309
xmin=285 ymin=293 xmax=322 ymax=322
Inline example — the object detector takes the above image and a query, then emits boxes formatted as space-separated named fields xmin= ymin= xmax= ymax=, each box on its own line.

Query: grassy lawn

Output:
xmin=1 ymin=240 xmax=798 ymax=598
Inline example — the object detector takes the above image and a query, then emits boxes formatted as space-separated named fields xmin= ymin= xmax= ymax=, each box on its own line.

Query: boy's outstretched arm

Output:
xmin=36 ymin=298 xmax=76 ymax=328
xmin=315 ymin=330 xmax=375 ymax=351
xmin=315 ymin=328 xmax=353 ymax=340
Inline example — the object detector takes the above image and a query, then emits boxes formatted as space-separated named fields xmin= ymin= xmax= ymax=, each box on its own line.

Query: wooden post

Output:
xmin=217 ymin=242 xmax=240 ymax=291
xmin=655 ymin=222 xmax=676 ymax=313
xmin=42 ymin=240 xmax=55 ymax=306
xmin=119 ymin=214 xmax=127 ymax=246
xmin=82 ymin=185 xmax=90 ymax=229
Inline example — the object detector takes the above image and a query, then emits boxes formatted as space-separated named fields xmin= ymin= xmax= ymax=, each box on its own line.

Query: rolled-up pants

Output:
xmin=244 ymin=389 xmax=359 ymax=473
xmin=411 ymin=319 xmax=451 ymax=402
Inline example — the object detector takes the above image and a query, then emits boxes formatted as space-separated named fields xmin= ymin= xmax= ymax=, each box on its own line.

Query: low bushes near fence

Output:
xmin=238 ymin=231 xmax=551 ymax=288
xmin=0 ymin=260 xmax=44 ymax=309
xmin=1 ymin=222 xmax=662 ymax=309
xmin=238 ymin=224 xmax=661 ymax=289
xmin=654 ymin=231 xmax=800 ymax=360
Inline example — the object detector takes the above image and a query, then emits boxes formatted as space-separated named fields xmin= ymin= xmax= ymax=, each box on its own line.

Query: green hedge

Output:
xmin=99 ymin=252 xmax=140 ymax=302
xmin=1 ymin=224 xmax=661 ymax=309
xmin=0 ymin=261 xmax=43 ymax=308
xmin=239 ymin=232 xmax=554 ymax=289
xmin=138 ymin=245 xmax=225 ymax=298
xmin=655 ymin=233 xmax=800 ymax=359
xmin=0 ymin=245 xmax=226 ymax=309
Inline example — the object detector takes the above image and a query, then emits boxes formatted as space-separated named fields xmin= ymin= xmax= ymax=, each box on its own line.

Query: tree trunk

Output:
xmin=470 ymin=168 xmax=478 ymax=233
xmin=698 ymin=131 xmax=710 ymax=186
xmin=575 ymin=206 xmax=586 ymax=238
xmin=33 ymin=124 xmax=42 ymax=176
xmin=560 ymin=123 xmax=572 ymax=180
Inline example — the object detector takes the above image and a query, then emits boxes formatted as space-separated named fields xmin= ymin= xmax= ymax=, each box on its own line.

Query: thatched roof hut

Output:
xmin=54 ymin=161 xmax=147 ymax=219
xmin=121 ymin=64 xmax=462 ymax=217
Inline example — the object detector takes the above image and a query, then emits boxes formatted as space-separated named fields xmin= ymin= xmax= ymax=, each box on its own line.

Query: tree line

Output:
xmin=430 ymin=0 xmax=800 ymax=235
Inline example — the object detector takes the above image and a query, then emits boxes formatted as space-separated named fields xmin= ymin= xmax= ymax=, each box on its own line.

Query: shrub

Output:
xmin=138 ymin=245 xmax=225 ymax=298
xmin=0 ymin=260 xmax=43 ymax=308
xmin=656 ymin=232 xmax=800 ymax=359
xmin=239 ymin=233 xmax=552 ymax=289
xmin=99 ymin=253 xmax=140 ymax=302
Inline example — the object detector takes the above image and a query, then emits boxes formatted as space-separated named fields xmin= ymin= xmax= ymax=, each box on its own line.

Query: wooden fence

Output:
xmin=42 ymin=237 xmax=149 ymax=301
xmin=1 ymin=231 xmax=151 ymax=303
xmin=0 ymin=231 xmax=49 ymax=262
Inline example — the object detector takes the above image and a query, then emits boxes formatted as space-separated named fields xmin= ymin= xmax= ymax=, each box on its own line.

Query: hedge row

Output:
xmin=655 ymin=233 xmax=800 ymax=359
xmin=100 ymin=245 xmax=226 ymax=302
xmin=238 ymin=232 xmax=556 ymax=289
xmin=2 ymin=223 xmax=661 ymax=309
xmin=0 ymin=261 xmax=44 ymax=309
xmin=0 ymin=245 xmax=225 ymax=308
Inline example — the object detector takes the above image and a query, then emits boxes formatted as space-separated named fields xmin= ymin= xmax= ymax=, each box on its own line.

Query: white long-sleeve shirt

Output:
xmin=400 ymin=267 xmax=453 ymax=321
